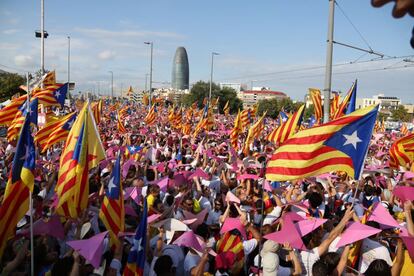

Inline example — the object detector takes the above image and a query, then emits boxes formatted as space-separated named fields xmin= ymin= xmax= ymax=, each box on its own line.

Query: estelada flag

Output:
xmin=266 ymin=105 xmax=378 ymax=181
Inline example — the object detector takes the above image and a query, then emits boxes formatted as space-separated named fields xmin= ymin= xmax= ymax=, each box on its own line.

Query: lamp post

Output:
xmin=108 ymin=71 xmax=113 ymax=99
xmin=67 ymin=35 xmax=70 ymax=90
xmin=209 ymin=52 xmax=219 ymax=103
xmin=145 ymin=73 xmax=149 ymax=92
xmin=40 ymin=0 xmax=45 ymax=75
xmin=144 ymin=42 xmax=153 ymax=106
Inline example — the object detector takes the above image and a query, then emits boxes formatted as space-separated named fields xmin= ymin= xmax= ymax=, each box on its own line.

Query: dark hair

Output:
xmin=51 ymin=256 xmax=74 ymax=276
xmin=365 ymin=221 xmax=380 ymax=239
xmin=165 ymin=194 xmax=174 ymax=206
xmin=312 ymin=259 xmax=329 ymax=276
xmin=320 ymin=252 xmax=340 ymax=274
xmin=153 ymin=255 xmax=174 ymax=275
xmin=364 ymin=259 xmax=391 ymax=276
xmin=308 ymin=192 xmax=323 ymax=209
xmin=364 ymin=184 xmax=375 ymax=197
xmin=146 ymin=169 xmax=156 ymax=182
xmin=195 ymin=223 xmax=210 ymax=240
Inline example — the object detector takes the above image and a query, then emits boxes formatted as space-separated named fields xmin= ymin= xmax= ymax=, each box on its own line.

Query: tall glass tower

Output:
xmin=171 ymin=47 xmax=189 ymax=90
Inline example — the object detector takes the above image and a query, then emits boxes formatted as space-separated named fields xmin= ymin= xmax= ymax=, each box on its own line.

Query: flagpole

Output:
xmin=257 ymin=161 xmax=267 ymax=275
xmin=27 ymin=72 xmax=35 ymax=276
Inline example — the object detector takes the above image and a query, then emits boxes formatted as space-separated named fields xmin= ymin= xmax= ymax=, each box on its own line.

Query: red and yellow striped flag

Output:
xmin=330 ymin=92 xmax=340 ymax=119
xmin=117 ymin=111 xmax=127 ymax=133
xmin=35 ymin=112 xmax=77 ymax=153
xmin=43 ymin=70 xmax=56 ymax=86
xmin=230 ymin=110 xmax=242 ymax=150
xmin=32 ymin=83 xmax=68 ymax=108
xmin=174 ymin=108 xmax=183 ymax=129
xmin=266 ymin=105 xmax=305 ymax=145
xmin=266 ymin=105 xmax=378 ymax=181
xmin=332 ymin=81 xmax=357 ymax=119
xmin=168 ymin=106 xmax=175 ymax=123
xmin=223 ymin=100 xmax=230 ymax=116
xmin=241 ymin=109 xmax=251 ymax=130
xmin=193 ymin=104 xmax=212 ymax=136
xmin=389 ymin=132 xmax=414 ymax=169
xmin=91 ymin=100 xmax=103 ymax=125
xmin=7 ymin=98 xmax=38 ymax=143
xmin=0 ymin=95 xmax=27 ymax=126
xmin=243 ymin=113 xmax=266 ymax=154
xmin=0 ymin=115 xmax=35 ymax=257
xmin=55 ymin=103 xmax=105 ymax=218
xmin=99 ymin=153 xmax=124 ymax=247
xmin=309 ymin=88 xmax=322 ymax=122
xmin=144 ymin=105 xmax=157 ymax=126
xmin=182 ymin=119 xmax=192 ymax=136
xmin=380 ymin=119 xmax=386 ymax=132
xmin=400 ymin=123 xmax=409 ymax=135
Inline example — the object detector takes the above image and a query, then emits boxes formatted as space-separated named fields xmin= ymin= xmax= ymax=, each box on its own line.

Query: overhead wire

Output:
xmin=217 ymin=55 xmax=414 ymax=82
xmin=335 ymin=0 xmax=374 ymax=52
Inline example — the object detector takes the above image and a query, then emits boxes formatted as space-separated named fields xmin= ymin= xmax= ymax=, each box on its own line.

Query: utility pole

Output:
xmin=323 ymin=0 xmax=335 ymax=123
xmin=40 ymin=0 xmax=45 ymax=75
xmin=109 ymin=71 xmax=114 ymax=100
xmin=144 ymin=42 xmax=153 ymax=106
xmin=209 ymin=52 xmax=219 ymax=103
xmin=67 ymin=35 xmax=70 ymax=98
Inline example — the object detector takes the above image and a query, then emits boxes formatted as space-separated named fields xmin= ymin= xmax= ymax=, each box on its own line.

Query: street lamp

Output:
xmin=144 ymin=41 xmax=153 ymax=106
xmin=108 ymin=71 xmax=114 ymax=99
xmin=67 ymin=36 xmax=70 ymax=87
xmin=209 ymin=52 xmax=219 ymax=103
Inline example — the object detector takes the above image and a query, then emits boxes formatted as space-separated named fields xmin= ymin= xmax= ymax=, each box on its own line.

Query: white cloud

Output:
xmin=0 ymin=42 xmax=20 ymax=51
xmin=98 ymin=50 xmax=116 ymax=60
xmin=74 ymin=27 xmax=185 ymax=40
xmin=14 ymin=55 xmax=35 ymax=68
xmin=2 ymin=29 xmax=19 ymax=35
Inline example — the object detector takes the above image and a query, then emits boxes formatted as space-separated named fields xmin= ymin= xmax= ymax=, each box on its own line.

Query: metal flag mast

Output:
xmin=26 ymin=72 xmax=34 ymax=276
xmin=323 ymin=0 xmax=383 ymax=123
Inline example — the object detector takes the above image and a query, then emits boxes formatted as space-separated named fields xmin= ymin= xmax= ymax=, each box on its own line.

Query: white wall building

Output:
xmin=356 ymin=94 xmax=400 ymax=112
xmin=240 ymin=89 xmax=288 ymax=108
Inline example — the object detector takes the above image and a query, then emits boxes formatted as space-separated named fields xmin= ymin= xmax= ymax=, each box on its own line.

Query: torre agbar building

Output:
xmin=171 ymin=47 xmax=190 ymax=91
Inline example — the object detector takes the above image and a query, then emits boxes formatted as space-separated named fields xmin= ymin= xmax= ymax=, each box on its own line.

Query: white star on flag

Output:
xmin=131 ymin=238 xmax=143 ymax=252
xmin=55 ymin=91 xmax=61 ymax=98
xmin=20 ymin=145 xmax=29 ymax=161
xmin=107 ymin=176 xmax=117 ymax=194
xmin=343 ymin=130 xmax=362 ymax=150
xmin=66 ymin=120 xmax=74 ymax=129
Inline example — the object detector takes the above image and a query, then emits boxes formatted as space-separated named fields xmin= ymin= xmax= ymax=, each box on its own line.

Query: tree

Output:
xmin=257 ymin=97 xmax=303 ymax=118
xmin=377 ymin=112 xmax=389 ymax=122
xmin=0 ymin=70 xmax=26 ymax=102
xmin=304 ymin=104 xmax=315 ymax=121
xmin=181 ymin=81 xmax=242 ymax=114
xmin=391 ymin=105 xmax=410 ymax=122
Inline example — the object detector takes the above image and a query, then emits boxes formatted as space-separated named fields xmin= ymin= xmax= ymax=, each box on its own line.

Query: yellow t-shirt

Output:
xmin=400 ymin=250 xmax=414 ymax=276
xmin=147 ymin=194 xmax=156 ymax=208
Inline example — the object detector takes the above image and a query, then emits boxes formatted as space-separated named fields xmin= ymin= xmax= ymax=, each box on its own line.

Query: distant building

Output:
xmin=156 ymin=87 xmax=189 ymax=103
xmin=171 ymin=47 xmax=189 ymax=91
xmin=240 ymin=88 xmax=288 ymax=108
xmin=356 ymin=94 xmax=401 ymax=113
xmin=220 ymin=83 xmax=241 ymax=94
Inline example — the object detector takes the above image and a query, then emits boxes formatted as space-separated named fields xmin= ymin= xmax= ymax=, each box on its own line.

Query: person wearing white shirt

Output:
xmin=358 ymin=221 xmax=392 ymax=274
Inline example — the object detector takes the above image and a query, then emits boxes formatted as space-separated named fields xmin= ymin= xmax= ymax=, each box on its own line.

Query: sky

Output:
xmin=0 ymin=0 xmax=413 ymax=103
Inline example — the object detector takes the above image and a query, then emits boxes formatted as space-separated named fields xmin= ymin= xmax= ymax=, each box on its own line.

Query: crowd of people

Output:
xmin=0 ymin=98 xmax=413 ymax=276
